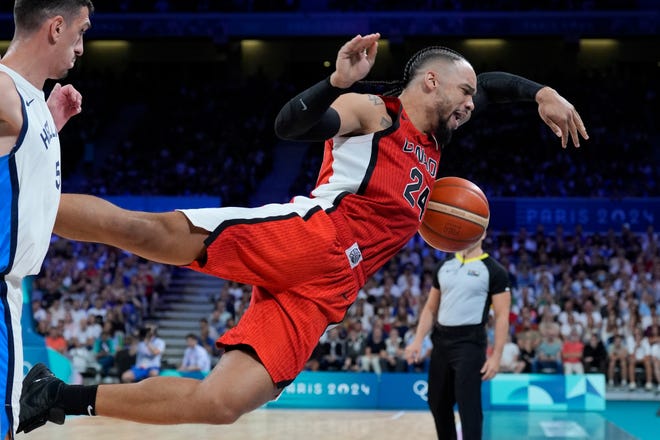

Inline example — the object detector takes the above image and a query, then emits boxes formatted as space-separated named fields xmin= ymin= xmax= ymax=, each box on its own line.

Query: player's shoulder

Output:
xmin=0 ymin=71 xmax=23 ymax=142
xmin=0 ymin=71 xmax=21 ymax=111
xmin=335 ymin=92 xmax=390 ymax=129
xmin=335 ymin=92 xmax=386 ymax=110
xmin=339 ymin=91 xmax=384 ymax=102
xmin=482 ymin=255 xmax=509 ymax=275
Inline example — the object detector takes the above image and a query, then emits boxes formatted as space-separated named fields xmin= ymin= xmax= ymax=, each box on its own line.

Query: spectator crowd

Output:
xmin=32 ymin=237 xmax=172 ymax=383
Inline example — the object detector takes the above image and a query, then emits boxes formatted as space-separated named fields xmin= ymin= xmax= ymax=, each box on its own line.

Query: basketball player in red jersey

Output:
xmin=18 ymin=33 xmax=588 ymax=432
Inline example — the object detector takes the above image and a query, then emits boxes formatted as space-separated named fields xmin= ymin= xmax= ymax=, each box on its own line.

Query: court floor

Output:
xmin=21 ymin=403 xmax=658 ymax=440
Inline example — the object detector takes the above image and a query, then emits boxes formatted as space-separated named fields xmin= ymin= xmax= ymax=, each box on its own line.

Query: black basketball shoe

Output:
xmin=17 ymin=363 xmax=66 ymax=433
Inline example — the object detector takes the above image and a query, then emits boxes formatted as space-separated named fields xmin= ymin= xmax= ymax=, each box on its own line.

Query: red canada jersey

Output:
xmin=307 ymin=96 xmax=442 ymax=278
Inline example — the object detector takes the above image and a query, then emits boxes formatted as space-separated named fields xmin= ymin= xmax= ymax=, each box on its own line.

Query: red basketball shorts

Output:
xmin=180 ymin=201 xmax=365 ymax=386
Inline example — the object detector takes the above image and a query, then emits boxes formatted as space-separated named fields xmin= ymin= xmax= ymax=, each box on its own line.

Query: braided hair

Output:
xmin=355 ymin=46 xmax=468 ymax=96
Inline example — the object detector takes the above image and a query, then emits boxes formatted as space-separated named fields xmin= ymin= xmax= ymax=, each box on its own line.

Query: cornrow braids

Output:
xmin=352 ymin=79 xmax=405 ymax=96
xmin=353 ymin=46 xmax=467 ymax=97
xmin=402 ymin=46 xmax=467 ymax=86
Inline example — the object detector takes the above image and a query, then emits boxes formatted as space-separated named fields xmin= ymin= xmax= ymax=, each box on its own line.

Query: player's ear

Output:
xmin=424 ymin=71 xmax=437 ymax=90
xmin=48 ymin=16 xmax=65 ymax=42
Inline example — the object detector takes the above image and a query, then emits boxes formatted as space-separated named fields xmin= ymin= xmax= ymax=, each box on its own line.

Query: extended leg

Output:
xmin=55 ymin=194 xmax=208 ymax=265
xmin=20 ymin=349 xmax=278 ymax=430
xmin=95 ymin=349 xmax=277 ymax=424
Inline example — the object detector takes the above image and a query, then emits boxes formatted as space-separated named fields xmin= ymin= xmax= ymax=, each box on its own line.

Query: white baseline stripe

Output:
xmin=391 ymin=411 xmax=405 ymax=420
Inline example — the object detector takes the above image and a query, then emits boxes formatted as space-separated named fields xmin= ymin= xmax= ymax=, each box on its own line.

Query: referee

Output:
xmin=405 ymin=234 xmax=511 ymax=440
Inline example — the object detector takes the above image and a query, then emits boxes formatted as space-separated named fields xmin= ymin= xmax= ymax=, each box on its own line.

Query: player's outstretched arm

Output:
xmin=274 ymin=33 xmax=380 ymax=142
xmin=534 ymin=86 xmax=588 ymax=149
xmin=47 ymin=83 xmax=82 ymax=132
xmin=471 ymin=71 xmax=588 ymax=148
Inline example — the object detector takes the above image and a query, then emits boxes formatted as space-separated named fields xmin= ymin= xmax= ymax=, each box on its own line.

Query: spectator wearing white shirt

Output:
xmin=534 ymin=266 xmax=555 ymax=293
xmin=537 ymin=291 xmax=561 ymax=319
xmin=500 ymin=334 xmax=525 ymax=374
xmin=382 ymin=274 xmax=403 ymax=298
xmin=49 ymin=297 xmax=66 ymax=328
xmin=626 ymin=326 xmax=653 ymax=391
xmin=87 ymin=297 xmax=108 ymax=320
xmin=359 ymin=276 xmax=383 ymax=299
xmin=578 ymin=299 xmax=603 ymax=331
xmin=31 ymin=300 xmax=48 ymax=325
xmin=397 ymin=264 xmax=421 ymax=297
xmin=122 ymin=325 xmax=166 ymax=383
xmin=609 ymin=249 xmax=633 ymax=277
xmin=646 ymin=322 xmax=660 ymax=392
xmin=179 ymin=334 xmax=211 ymax=373
xmin=67 ymin=317 xmax=97 ymax=349
xmin=70 ymin=298 xmax=89 ymax=325
xmin=558 ymin=298 xmax=579 ymax=326
xmin=69 ymin=338 xmax=99 ymax=380
xmin=560 ymin=313 xmax=585 ymax=341
xmin=86 ymin=315 xmax=103 ymax=341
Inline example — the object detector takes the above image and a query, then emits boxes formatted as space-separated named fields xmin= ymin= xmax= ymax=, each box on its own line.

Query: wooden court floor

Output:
xmin=21 ymin=410 xmax=437 ymax=440
xmin=21 ymin=407 xmax=644 ymax=440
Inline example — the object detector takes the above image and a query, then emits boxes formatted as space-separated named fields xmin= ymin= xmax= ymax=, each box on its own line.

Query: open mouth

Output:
xmin=450 ymin=111 xmax=464 ymax=128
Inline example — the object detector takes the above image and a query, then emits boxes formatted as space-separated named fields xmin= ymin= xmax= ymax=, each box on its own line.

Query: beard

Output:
xmin=434 ymin=116 xmax=454 ymax=146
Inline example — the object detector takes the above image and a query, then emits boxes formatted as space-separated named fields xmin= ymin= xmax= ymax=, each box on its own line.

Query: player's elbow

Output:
xmin=274 ymin=108 xmax=299 ymax=140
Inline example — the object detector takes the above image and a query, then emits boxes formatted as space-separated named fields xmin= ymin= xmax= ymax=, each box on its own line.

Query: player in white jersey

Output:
xmin=0 ymin=1 xmax=92 ymax=437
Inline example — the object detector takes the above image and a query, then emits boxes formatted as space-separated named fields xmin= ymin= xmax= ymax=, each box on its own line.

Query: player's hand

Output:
xmin=330 ymin=33 xmax=380 ymax=89
xmin=47 ymin=83 xmax=83 ymax=132
xmin=480 ymin=356 xmax=500 ymax=381
xmin=404 ymin=343 xmax=421 ymax=364
xmin=535 ymin=86 xmax=588 ymax=149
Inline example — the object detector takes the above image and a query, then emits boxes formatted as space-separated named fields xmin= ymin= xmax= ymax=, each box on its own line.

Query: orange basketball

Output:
xmin=419 ymin=177 xmax=490 ymax=252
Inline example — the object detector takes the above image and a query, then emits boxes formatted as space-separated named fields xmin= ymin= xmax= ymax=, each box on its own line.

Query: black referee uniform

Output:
xmin=427 ymin=252 xmax=511 ymax=440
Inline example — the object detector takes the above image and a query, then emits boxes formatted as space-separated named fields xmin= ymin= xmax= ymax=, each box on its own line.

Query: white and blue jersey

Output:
xmin=0 ymin=63 xmax=61 ymax=437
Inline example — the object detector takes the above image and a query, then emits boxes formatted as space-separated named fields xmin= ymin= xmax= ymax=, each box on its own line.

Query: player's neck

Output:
xmin=460 ymin=246 xmax=484 ymax=260
xmin=1 ymin=42 xmax=49 ymax=90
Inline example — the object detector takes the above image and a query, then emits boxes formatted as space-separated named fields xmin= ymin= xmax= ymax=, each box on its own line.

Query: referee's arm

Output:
xmin=405 ymin=286 xmax=440 ymax=364
xmin=480 ymin=290 xmax=511 ymax=381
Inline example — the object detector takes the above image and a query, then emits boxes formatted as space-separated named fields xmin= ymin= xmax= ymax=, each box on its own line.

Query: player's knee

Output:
xmin=193 ymin=390 xmax=244 ymax=425
xmin=201 ymin=404 xmax=243 ymax=425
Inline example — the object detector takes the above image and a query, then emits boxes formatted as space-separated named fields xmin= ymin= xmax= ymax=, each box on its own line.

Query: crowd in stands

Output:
xmin=30 ymin=222 xmax=659 ymax=393
xmin=58 ymin=68 xmax=291 ymax=206
xmin=31 ymin=237 xmax=172 ymax=383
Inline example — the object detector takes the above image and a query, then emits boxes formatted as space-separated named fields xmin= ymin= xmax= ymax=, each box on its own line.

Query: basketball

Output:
xmin=419 ymin=177 xmax=490 ymax=252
